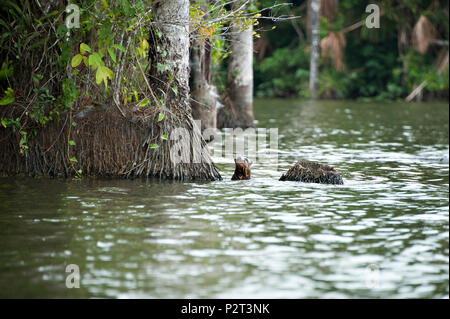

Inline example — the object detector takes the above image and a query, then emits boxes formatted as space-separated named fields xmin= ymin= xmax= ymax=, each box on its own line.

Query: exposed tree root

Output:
xmin=0 ymin=106 xmax=222 ymax=181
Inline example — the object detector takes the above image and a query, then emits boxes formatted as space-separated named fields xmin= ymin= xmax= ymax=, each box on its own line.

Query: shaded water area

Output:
xmin=0 ymin=100 xmax=448 ymax=298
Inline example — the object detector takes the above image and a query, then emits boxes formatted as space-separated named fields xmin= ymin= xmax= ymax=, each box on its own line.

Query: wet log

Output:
xmin=279 ymin=159 xmax=344 ymax=185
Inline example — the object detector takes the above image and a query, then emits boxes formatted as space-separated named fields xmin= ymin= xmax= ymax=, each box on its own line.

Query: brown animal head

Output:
xmin=231 ymin=156 xmax=252 ymax=180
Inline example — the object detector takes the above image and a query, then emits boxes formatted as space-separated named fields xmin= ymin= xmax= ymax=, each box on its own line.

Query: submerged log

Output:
xmin=279 ymin=159 xmax=343 ymax=185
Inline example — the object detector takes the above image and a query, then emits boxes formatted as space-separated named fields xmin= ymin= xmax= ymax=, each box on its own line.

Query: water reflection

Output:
xmin=0 ymin=100 xmax=448 ymax=298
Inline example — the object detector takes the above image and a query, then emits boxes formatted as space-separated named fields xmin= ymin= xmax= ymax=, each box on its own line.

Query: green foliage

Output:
xmin=139 ymin=98 xmax=150 ymax=107
xmin=254 ymin=47 xmax=310 ymax=97
xmin=0 ymin=59 xmax=13 ymax=79
xmin=0 ymin=0 xmax=160 ymax=162
xmin=403 ymin=50 xmax=448 ymax=94
xmin=0 ymin=88 xmax=14 ymax=105
xmin=345 ymin=39 xmax=403 ymax=99
xmin=29 ymin=87 xmax=57 ymax=126
xmin=1 ymin=117 xmax=20 ymax=131
xmin=252 ymin=0 xmax=449 ymax=100
xmin=319 ymin=70 xmax=350 ymax=99
xmin=0 ymin=1 xmax=73 ymax=155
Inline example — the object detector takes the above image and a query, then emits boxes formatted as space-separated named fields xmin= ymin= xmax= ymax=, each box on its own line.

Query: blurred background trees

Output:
xmin=247 ymin=0 xmax=448 ymax=101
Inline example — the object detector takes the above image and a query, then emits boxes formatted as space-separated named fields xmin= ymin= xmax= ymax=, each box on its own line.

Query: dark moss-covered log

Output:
xmin=279 ymin=159 xmax=344 ymax=185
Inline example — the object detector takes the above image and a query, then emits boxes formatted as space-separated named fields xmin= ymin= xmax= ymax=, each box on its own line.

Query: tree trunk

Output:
xmin=190 ymin=38 xmax=218 ymax=138
xmin=309 ymin=0 xmax=321 ymax=99
xmin=134 ymin=0 xmax=221 ymax=180
xmin=0 ymin=0 xmax=222 ymax=181
xmin=217 ymin=1 xmax=255 ymax=129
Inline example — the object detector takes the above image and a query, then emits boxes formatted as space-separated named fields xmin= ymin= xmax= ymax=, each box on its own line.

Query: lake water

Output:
xmin=0 ymin=99 xmax=448 ymax=298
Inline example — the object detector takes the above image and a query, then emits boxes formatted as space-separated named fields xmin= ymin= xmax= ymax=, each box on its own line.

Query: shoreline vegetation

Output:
xmin=0 ymin=0 xmax=448 ymax=179
xmin=252 ymin=0 xmax=449 ymax=102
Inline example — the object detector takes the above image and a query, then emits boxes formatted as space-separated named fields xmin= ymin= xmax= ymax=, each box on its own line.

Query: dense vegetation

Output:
xmin=0 ymin=0 xmax=232 ymax=178
xmin=250 ymin=0 xmax=449 ymax=100
xmin=0 ymin=0 xmax=448 ymax=179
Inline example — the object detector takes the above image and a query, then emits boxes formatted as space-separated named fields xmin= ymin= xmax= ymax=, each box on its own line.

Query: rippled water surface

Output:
xmin=0 ymin=100 xmax=448 ymax=298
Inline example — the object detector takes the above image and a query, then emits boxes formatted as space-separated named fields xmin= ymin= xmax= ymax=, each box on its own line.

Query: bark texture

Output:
xmin=217 ymin=1 xmax=255 ymax=129
xmin=129 ymin=0 xmax=221 ymax=180
xmin=190 ymin=39 xmax=218 ymax=135
xmin=309 ymin=0 xmax=321 ymax=99
xmin=0 ymin=0 xmax=222 ymax=181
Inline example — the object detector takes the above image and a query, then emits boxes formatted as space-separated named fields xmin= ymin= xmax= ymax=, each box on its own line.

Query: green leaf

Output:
xmin=111 ymin=44 xmax=126 ymax=53
xmin=88 ymin=52 xmax=103 ymax=70
xmin=0 ymin=59 xmax=13 ymax=79
xmin=171 ymin=85 xmax=178 ymax=96
xmin=32 ymin=73 xmax=43 ymax=84
xmin=77 ymin=169 xmax=82 ymax=174
xmin=1 ymin=117 xmax=7 ymax=128
xmin=161 ymin=134 xmax=168 ymax=140
xmin=157 ymin=113 xmax=164 ymax=122
xmin=139 ymin=98 xmax=149 ymax=107
xmin=69 ymin=157 xmax=78 ymax=163
xmin=0 ymin=88 xmax=14 ymax=105
xmin=156 ymin=63 xmax=165 ymax=72
xmin=68 ymin=140 xmax=76 ymax=146
xmin=150 ymin=144 xmax=159 ymax=149
xmin=56 ymin=24 xmax=68 ymax=38
xmin=95 ymin=66 xmax=114 ymax=88
xmin=72 ymin=121 xmax=77 ymax=127
xmin=107 ymin=47 xmax=117 ymax=63
xmin=0 ymin=96 xmax=14 ymax=105
xmin=71 ymin=54 xmax=83 ymax=68
xmin=80 ymin=43 xmax=91 ymax=55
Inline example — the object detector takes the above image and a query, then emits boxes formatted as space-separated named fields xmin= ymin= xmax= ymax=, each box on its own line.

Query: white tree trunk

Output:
xmin=228 ymin=16 xmax=254 ymax=104
xmin=153 ymin=0 xmax=190 ymax=101
xmin=218 ymin=0 xmax=255 ymax=129
xmin=139 ymin=0 xmax=221 ymax=180
xmin=309 ymin=0 xmax=321 ymax=99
